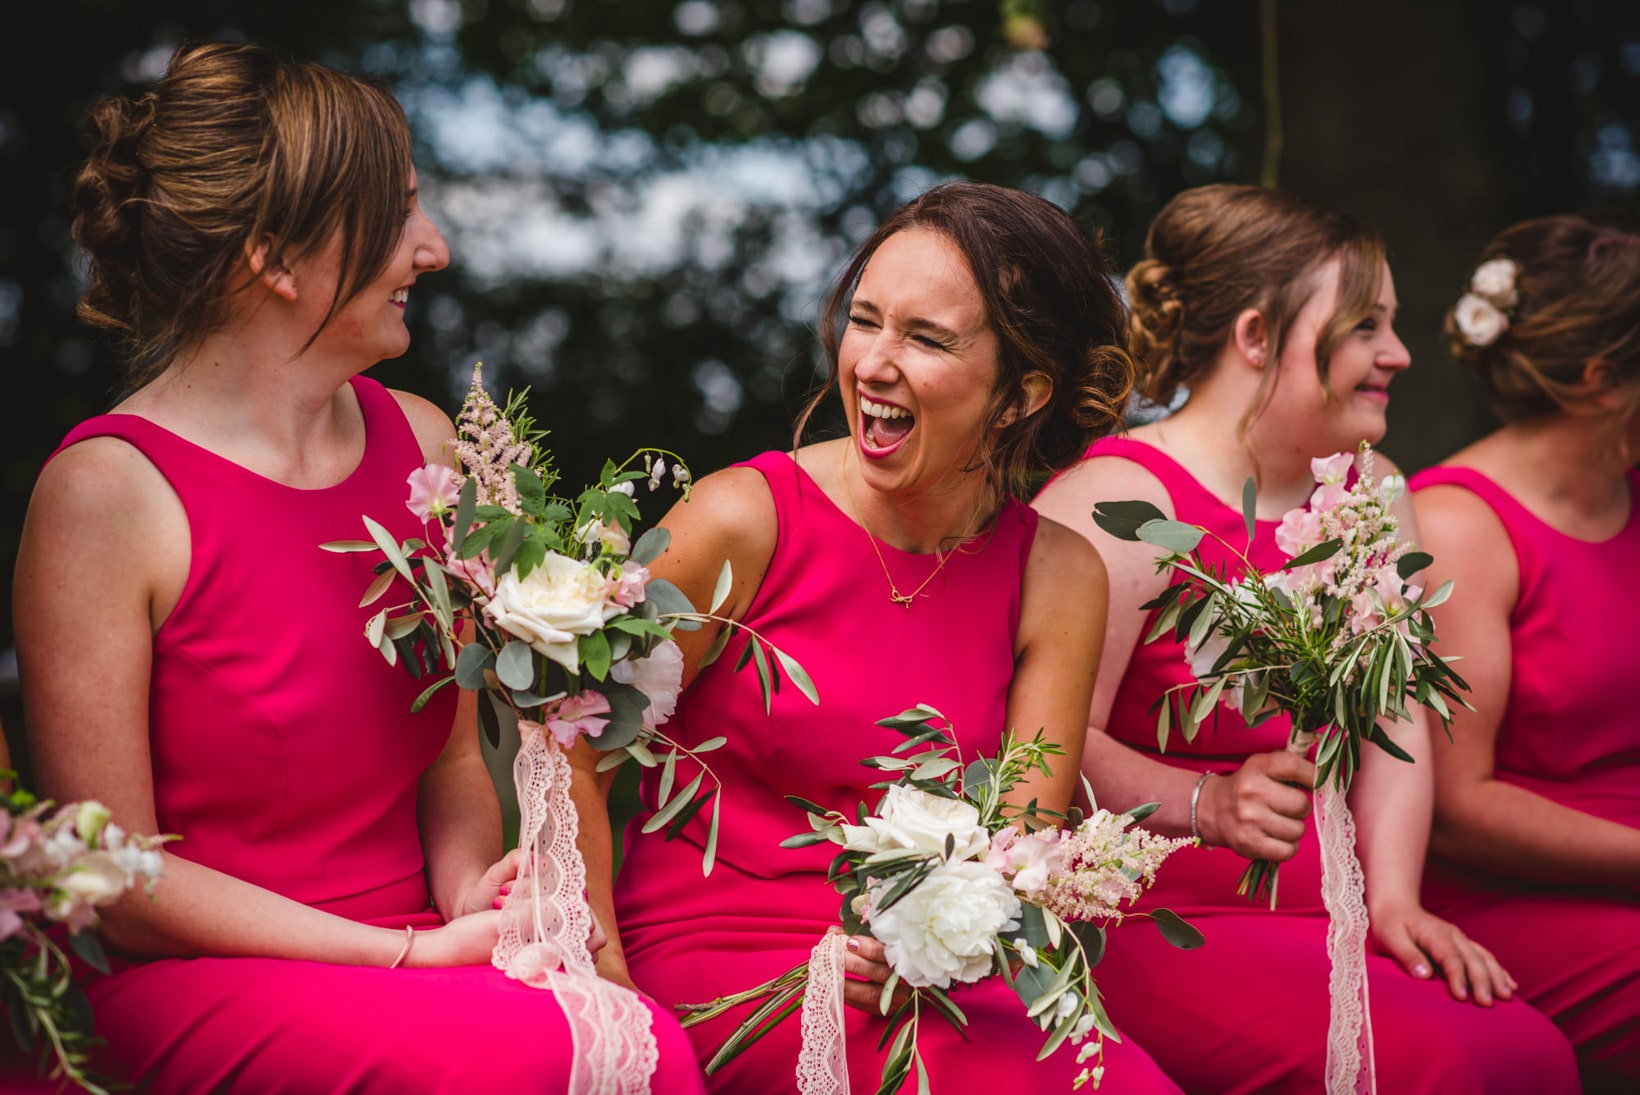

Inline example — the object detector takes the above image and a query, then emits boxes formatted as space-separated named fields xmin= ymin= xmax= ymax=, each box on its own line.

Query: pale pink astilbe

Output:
xmin=1039 ymin=811 xmax=1192 ymax=924
xmin=451 ymin=364 xmax=534 ymax=515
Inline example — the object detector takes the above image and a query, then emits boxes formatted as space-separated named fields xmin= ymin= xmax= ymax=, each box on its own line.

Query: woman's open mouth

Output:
xmin=860 ymin=395 xmax=914 ymax=456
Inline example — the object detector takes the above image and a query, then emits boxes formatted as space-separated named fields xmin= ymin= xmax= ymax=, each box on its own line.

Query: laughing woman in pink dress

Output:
xmin=572 ymin=182 xmax=1182 ymax=1093
xmin=1414 ymin=215 xmax=1640 ymax=1092
xmin=1032 ymin=184 xmax=1579 ymax=1094
xmin=10 ymin=42 xmax=702 ymax=1093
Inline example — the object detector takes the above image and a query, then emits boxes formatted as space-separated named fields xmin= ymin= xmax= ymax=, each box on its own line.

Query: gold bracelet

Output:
xmin=389 ymin=925 xmax=415 ymax=969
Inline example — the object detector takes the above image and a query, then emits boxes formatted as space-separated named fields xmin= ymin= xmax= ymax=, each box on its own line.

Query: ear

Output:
xmin=999 ymin=372 xmax=1053 ymax=428
xmin=245 ymin=236 xmax=298 ymax=301
xmin=1232 ymin=308 xmax=1269 ymax=369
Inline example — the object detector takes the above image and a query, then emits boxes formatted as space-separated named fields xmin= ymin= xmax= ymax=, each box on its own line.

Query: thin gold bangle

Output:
xmin=389 ymin=925 xmax=415 ymax=969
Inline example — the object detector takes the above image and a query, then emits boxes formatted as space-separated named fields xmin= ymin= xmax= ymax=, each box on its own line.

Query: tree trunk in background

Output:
xmin=1277 ymin=0 xmax=1505 ymax=472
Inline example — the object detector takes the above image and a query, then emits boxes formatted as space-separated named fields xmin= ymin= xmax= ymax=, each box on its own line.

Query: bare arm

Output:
xmin=1032 ymin=456 xmax=1315 ymax=853
xmin=567 ymin=465 xmax=778 ymax=987
xmin=1348 ymin=465 xmax=1514 ymax=1005
xmin=1417 ymin=482 xmax=1640 ymax=885
xmin=16 ymin=436 xmax=496 ymax=968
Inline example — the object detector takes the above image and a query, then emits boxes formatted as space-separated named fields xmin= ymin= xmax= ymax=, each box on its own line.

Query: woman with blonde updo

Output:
xmin=10 ymin=42 xmax=703 ymax=1092
xmin=1414 ymin=215 xmax=1640 ymax=1092
xmin=1033 ymin=184 xmax=1579 ymax=1093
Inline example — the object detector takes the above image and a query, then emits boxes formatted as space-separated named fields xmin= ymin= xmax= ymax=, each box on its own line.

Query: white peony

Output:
xmin=609 ymin=640 xmax=685 ymax=729
xmin=864 ymin=785 xmax=991 ymax=863
xmin=866 ymin=860 xmax=1021 ymax=988
xmin=1469 ymin=258 xmax=1519 ymax=306
xmin=1453 ymin=293 xmax=1508 ymax=347
xmin=488 ymin=553 xmax=620 ymax=672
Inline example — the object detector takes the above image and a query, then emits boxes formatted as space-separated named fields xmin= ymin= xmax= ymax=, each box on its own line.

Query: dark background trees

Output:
xmin=2 ymin=1 xmax=1637 ymax=756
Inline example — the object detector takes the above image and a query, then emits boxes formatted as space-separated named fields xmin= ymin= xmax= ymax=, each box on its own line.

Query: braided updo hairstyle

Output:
xmin=1444 ymin=215 xmax=1640 ymax=428
xmin=1126 ymin=184 xmax=1386 ymax=423
xmin=800 ymin=181 xmax=1135 ymax=500
xmin=73 ymin=41 xmax=413 ymax=389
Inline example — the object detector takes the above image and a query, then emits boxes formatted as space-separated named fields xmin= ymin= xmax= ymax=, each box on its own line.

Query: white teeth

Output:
xmin=390 ymin=289 xmax=409 ymax=303
xmin=860 ymin=396 xmax=909 ymax=420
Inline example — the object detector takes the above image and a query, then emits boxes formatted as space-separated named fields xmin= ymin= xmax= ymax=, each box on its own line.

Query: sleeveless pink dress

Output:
xmin=614 ymin=451 xmax=1181 ymax=1094
xmin=1054 ymin=438 xmax=1579 ymax=1095
xmin=21 ymin=377 xmax=703 ymax=1094
xmin=1414 ymin=465 xmax=1640 ymax=1093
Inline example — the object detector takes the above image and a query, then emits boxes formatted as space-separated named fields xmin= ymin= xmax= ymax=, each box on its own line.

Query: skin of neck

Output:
xmin=1149 ymin=345 xmax=1337 ymax=519
xmin=1488 ymin=410 xmax=1635 ymax=517
xmin=842 ymin=442 xmax=999 ymax=555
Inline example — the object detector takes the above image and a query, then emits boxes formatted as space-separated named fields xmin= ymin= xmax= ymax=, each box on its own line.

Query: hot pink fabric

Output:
xmin=614 ymin=451 xmax=1181 ymax=1094
xmin=1068 ymin=437 xmax=1578 ymax=1095
xmin=1414 ymin=465 xmax=1640 ymax=1092
xmin=23 ymin=377 xmax=703 ymax=1094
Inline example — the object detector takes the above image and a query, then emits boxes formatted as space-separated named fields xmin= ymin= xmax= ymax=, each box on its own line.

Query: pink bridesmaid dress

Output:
xmin=614 ymin=451 xmax=1181 ymax=1094
xmin=12 ymin=377 xmax=703 ymax=1094
xmin=1414 ymin=465 xmax=1640 ymax=1093
xmin=1062 ymin=437 xmax=1578 ymax=1095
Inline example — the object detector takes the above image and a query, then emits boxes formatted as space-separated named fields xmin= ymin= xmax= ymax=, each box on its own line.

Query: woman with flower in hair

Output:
xmin=575 ymin=181 xmax=1182 ymax=1093
xmin=1414 ymin=215 xmax=1640 ymax=1092
xmin=10 ymin=42 xmax=703 ymax=1092
xmin=1032 ymin=184 xmax=1579 ymax=1093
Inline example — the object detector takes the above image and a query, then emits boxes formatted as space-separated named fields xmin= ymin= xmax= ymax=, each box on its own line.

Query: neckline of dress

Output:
xmin=1426 ymin=464 xmax=1640 ymax=548
xmin=98 ymin=376 xmax=376 ymax=495
xmin=782 ymin=450 xmax=1007 ymax=560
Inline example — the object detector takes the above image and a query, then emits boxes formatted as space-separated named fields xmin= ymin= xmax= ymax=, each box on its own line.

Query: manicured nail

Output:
xmin=846 ymin=938 xmax=860 ymax=953
xmin=1412 ymin=964 xmax=1430 ymax=978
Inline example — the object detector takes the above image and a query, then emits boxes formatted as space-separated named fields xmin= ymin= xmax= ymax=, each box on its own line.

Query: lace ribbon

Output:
xmin=1288 ymin=730 xmax=1376 ymax=1095
xmin=797 ymin=928 xmax=850 ymax=1095
xmin=493 ymin=722 xmax=659 ymax=1095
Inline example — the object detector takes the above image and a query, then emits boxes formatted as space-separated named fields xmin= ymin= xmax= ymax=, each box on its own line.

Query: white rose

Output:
xmin=866 ymin=860 xmax=1021 ymax=988
xmin=1469 ymin=258 xmax=1519 ymax=306
xmin=865 ymin=785 xmax=990 ymax=863
xmin=1453 ymin=293 xmax=1508 ymax=347
xmin=488 ymin=553 xmax=620 ymax=672
xmin=609 ymin=640 xmax=685 ymax=729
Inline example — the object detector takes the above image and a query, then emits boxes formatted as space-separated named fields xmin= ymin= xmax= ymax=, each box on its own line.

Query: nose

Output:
xmin=415 ymin=211 xmax=451 ymax=274
xmin=1381 ymin=327 xmax=1411 ymax=372
xmin=850 ymin=328 xmax=900 ymax=388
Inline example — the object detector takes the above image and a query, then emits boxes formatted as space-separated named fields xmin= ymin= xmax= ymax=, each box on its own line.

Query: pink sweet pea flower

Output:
xmin=0 ymin=888 xmax=42 ymax=943
xmin=406 ymin=463 xmax=462 ymax=523
xmin=536 ymin=691 xmax=614 ymax=747
xmin=1274 ymin=508 xmax=1322 ymax=558
xmin=1308 ymin=452 xmax=1355 ymax=512
xmin=609 ymin=561 xmax=650 ymax=610
xmin=985 ymin=828 xmax=1064 ymax=900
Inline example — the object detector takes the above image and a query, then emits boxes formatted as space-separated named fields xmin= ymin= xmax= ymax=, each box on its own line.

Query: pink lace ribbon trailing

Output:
xmin=1288 ymin=730 xmax=1376 ymax=1095
xmin=797 ymin=928 xmax=851 ymax=1095
xmin=493 ymin=722 xmax=659 ymax=1095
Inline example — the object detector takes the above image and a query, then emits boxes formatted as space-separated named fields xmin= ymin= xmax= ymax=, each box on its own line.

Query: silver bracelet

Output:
xmin=1189 ymin=771 xmax=1217 ymax=844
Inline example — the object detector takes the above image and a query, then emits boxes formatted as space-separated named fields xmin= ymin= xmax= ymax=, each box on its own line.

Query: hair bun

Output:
xmin=73 ymin=93 xmax=160 ymax=337
xmin=1124 ymin=258 xmax=1185 ymax=392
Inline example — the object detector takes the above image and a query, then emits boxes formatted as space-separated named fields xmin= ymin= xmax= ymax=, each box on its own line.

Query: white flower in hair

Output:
xmin=1454 ymin=293 xmax=1509 ymax=347
xmin=1469 ymin=258 xmax=1520 ymax=307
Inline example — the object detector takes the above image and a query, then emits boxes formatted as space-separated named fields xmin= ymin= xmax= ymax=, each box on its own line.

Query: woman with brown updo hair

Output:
xmin=9 ymin=42 xmax=704 ymax=1092
xmin=1413 ymin=215 xmax=1640 ymax=1091
xmin=576 ymin=181 xmax=1182 ymax=1092
xmin=1033 ymin=184 xmax=1579 ymax=1093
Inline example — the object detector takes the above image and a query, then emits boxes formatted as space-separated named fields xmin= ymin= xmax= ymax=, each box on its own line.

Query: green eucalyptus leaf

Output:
xmin=587 ymin=682 xmax=648 ymax=751
xmin=631 ymin=526 xmax=671 ymax=566
xmin=1397 ymin=551 xmax=1434 ymax=580
xmin=69 ymin=929 xmax=110 ymax=975
xmin=1151 ymin=907 xmax=1206 ymax=949
xmin=709 ymin=558 xmax=733 ymax=614
xmin=1091 ymin=499 xmax=1168 ymax=540
xmin=411 ymin=674 xmax=457 ymax=714
xmin=495 ymin=640 xmax=537 ymax=691
xmin=1241 ymin=476 xmax=1258 ymax=545
xmin=772 ymin=647 xmax=820 ymax=705
xmin=452 ymin=477 xmax=478 ymax=553
xmin=362 ymin=516 xmax=415 ymax=582
xmin=1136 ymin=518 xmax=1206 ymax=554
xmin=643 ymin=772 xmax=705 ymax=833
xmin=1283 ymin=538 xmax=1343 ymax=570
xmin=646 ymin=578 xmax=699 ymax=624
xmin=320 ymin=539 xmax=379 ymax=553
xmin=454 ymin=642 xmax=496 ymax=691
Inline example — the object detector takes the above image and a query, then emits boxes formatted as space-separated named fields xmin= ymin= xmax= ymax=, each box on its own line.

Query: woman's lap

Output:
xmin=86 ymin=955 xmax=704 ymax=1094
xmin=1093 ymin=913 xmax=1578 ymax=1095
xmin=1435 ymin=888 xmax=1640 ymax=1093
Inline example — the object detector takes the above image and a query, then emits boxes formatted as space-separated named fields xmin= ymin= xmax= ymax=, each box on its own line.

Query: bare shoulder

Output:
xmin=1027 ymin=512 xmax=1107 ymax=595
xmin=26 ymin=436 xmax=179 ymax=533
xmin=662 ymin=463 xmax=776 ymax=544
xmin=1413 ymin=478 xmax=1511 ymax=556
xmin=387 ymin=388 xmax=458 ymax=464
xmin=1032 ymin=449 xmax=1178 ymax=533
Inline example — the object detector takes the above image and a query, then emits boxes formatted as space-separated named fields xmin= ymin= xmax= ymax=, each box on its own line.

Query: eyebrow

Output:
xmin=851 ymin=298 xmax=965 ymax=344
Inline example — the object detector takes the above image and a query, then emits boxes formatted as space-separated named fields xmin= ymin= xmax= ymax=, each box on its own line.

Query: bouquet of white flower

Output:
xmin=680 ymin=706 xmax=1198 ymax=1095
xmin=1 ymin=778 xmax=169 ymax=1094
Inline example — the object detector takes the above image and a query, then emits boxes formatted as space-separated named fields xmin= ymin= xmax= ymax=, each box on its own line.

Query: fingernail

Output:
xmin=1413 ymin=964 xmax=1430 ymax=978
xmin=846 ymin=938 xmax=860 ymax=953
xmin=500 ymin=886 xmax=510 ymax=897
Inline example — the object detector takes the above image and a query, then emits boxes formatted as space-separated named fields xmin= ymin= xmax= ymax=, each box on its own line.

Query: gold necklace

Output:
xmin=840 ymin=450 xmax=988 ymax=609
